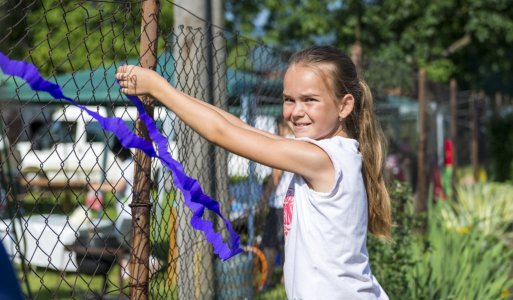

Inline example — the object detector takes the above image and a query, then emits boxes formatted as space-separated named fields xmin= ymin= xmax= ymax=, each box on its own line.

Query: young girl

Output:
xmin=116 ymin=45 xmax=391 ymax=299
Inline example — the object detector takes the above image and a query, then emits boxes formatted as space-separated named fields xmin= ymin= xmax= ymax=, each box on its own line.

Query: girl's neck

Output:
xmin=313 ymin=125 xmax=348 ymax=141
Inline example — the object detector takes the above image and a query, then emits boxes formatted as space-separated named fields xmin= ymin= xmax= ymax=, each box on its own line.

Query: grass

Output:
xmin=18 ymin=264 xmax=129 ymax=299
xmin=18 ymin=263 xmax=177 ymax=299
xmin=256 ymin=284 xmax=286 ymax=299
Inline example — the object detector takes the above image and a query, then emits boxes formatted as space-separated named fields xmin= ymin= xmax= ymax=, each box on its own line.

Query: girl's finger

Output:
xmin=126 ymin=65 xmax=136 ymax=74
xmin=129 ymin=74 xmax=137 ymax=85
xmin=117 ymin=65 xmax=127 ymax=73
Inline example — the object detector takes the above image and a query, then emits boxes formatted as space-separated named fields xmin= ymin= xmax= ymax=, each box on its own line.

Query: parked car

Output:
xmin=15 ymin=103 xmax=276 ymax=188
xmin=15 ymin=105 xmax=178 ymax=185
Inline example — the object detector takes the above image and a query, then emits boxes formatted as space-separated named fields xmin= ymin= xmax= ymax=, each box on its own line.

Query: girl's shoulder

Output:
xmin=297 ymin=135 xmax=362 ymax=176
xmin=296 ymin=136 xmax=360 ymax=157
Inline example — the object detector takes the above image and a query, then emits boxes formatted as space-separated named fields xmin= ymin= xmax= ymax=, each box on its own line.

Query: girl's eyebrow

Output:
xmin=301 ymin=93 xmax=320 ymax=98
xmin=283 ymin=92 xmax=320 ymax=98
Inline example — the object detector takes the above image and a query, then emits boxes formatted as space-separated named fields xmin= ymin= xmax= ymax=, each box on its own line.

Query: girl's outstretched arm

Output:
xmin=116 ymin=65 xmax=335 ymax=192
xmin=176 ymin=90 xmax=282 ymax=140
xmin=120 ymin=66 xmax=278 ymax=139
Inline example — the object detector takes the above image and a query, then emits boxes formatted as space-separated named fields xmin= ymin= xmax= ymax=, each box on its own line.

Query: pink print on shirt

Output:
xmin=283 ymin=187 xmax=295 ymax=238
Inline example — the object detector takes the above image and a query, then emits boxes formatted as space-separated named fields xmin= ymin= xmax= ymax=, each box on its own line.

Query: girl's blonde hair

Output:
xmin=289 ymin=45 xmax=392 ymax=239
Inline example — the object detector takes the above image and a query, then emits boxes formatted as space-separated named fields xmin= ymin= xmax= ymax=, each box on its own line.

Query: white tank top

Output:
xmin=283 ymin=136 xmax=388 ymax=299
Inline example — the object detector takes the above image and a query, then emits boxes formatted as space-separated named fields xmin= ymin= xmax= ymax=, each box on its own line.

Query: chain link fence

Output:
xmin=0 ymin=1 xmax=485 ymax=299
xmin=0 ymin=1 xmax=288 ymax=299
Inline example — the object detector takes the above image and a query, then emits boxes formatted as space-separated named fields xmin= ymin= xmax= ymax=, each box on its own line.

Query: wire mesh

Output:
xmin=0 ymin=1 xmax=489 ymax=299
xmin=0 ymin=0 xmax=287 ymax=299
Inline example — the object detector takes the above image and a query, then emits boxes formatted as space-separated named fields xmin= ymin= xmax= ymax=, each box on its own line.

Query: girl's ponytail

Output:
xmin=288 ymin=45 xmax=392 ymax=238
xmin=358 ymin=80 xmax=392 ymax=239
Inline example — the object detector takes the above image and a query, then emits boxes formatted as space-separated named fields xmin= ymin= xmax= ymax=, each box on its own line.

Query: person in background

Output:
xmin=88 ymin=137 xmax=134 ymax=278
xmin=0 ymin=240 xmax=23 ymax=300
xmin=260 ymin=117 xmax=293 ymax=289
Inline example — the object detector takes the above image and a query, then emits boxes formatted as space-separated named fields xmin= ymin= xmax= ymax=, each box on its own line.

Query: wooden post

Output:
xmin=495 ymin=92 xmax=502 ymax=112
xmin=166 ymin=205 xmax=178 ymax=287
xmin=130 ymin=1 xmax=159 ymax=299
xmin=415 ymin=68 xmax=427 ymax=214
xmin=351 ymin=41 xmax=362 ymax=75
xmin=351 ymin=0 xmax=362 ymax=75
xmin=449 ymin=79 xmax=457 ymax=194
xmin=471 ymin=92 xmax=482 ymax=182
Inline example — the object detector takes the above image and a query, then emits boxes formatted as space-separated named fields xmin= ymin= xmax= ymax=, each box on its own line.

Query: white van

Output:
xmin=227 ymin=115 xmax=275 ymax=180
xmin=17 ymin=105 xmax=110 ymax=183
xmin=17 ymin=105 xmax=177 ymax=185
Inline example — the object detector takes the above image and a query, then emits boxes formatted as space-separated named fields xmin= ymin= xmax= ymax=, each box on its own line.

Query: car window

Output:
xmin=50 ymin=121 xmax=76 ymax=144
xmin=31 ymin=121 xmax=75 ymax=150
xmin=85 ymin=121 xmax=108 ymax=143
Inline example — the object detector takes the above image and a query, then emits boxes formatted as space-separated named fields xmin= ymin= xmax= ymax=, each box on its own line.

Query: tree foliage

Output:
xmin=225 ymin=0 xmax=513 ymax=94
xmin=2 ymin=0 xmax=173 ymax=76
xmin=2 ymin=0 xmax=512 ymax=94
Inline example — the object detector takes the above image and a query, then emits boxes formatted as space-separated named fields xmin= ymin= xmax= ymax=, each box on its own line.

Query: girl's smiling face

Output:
xmin=282 ymin=64 xmax=344 ymax=140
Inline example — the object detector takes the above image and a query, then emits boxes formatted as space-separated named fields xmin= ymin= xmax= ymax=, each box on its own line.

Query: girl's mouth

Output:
xmin=293 ymin=122 xmax=312 ymax=134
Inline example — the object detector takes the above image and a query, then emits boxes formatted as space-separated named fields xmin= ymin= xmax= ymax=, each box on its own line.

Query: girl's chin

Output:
xmin=293 ymin=132 xmax=316 ymax=139
xmin=294 ymin=131 xmax=335 ymax=140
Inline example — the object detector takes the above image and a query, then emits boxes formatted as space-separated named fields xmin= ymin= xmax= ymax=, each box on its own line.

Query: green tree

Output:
xmin=3 ymin=1 xmax=173 ymax=75
xmin=366 ymin=0 xmax=513 ymax=93
xmin=225 ymin=0 xmax=513 ymax=95
xmin=0 ymin=0 xmax=35 ymax=57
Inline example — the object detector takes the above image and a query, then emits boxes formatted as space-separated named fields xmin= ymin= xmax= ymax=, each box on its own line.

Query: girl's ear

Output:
xmin=338 ymin=94 xmax=355 ymax=119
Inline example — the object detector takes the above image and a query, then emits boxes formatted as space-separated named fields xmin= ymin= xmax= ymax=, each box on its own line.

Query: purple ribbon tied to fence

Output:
xmin=0 ymin=52 xmax=243 ymax=260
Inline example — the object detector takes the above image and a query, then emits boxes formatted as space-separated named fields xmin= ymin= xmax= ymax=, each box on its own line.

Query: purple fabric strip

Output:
xmin=0 ymin=52 xmax=242 ymax=260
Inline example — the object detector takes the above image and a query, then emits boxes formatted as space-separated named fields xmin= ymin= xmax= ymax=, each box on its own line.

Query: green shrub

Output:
xmin=368 ymin=181 xmax=417 ymax=300
xmin=409 ymin=200 xmax=513 ymax=300
xmin=369 ymin=182 xmax=513 ymax=299
xmin=440 ymin=183 xmax=513 ymax=239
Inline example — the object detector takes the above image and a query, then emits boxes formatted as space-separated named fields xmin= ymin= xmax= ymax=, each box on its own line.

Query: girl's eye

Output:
xmin=305 ymin=98 xmax=316 ymax=102
xmin=283 ymin=97 xmax=294 ymax=103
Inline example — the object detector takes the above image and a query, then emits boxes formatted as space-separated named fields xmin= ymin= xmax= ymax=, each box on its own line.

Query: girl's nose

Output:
xmin=291 ymin=102 xmax=305 ymax=118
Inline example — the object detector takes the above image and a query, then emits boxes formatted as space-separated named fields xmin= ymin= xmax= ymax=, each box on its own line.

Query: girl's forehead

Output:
xmin=284 ymin=64 xmax=334 ymax=95
xmin=286 ymin=64 xmax=335 ymax=84
xmin=287 ymin=62 xmax=333 ymax=75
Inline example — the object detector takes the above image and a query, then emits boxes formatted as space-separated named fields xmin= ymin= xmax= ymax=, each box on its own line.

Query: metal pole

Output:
xmin=241 ymin=94 xmax=257 ymax=245
xmin=471 ymin=92 xmax=481 ymax=182
xmin=415 ymin=68 xmax=427 ymax=215
xmin=173 ymin=1 xmax=215 ymax=297
xmin=436 ymin=109 xmax=443 ymax=168
xmin=205 ymin=0 xmax=217 ymax=207
xmin=449 ymin=79 xmax=457 ymax=194
xmin=130 ymin=1 xmax=159 ymax=299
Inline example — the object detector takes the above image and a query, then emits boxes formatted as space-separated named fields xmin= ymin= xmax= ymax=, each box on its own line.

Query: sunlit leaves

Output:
xmin=226 ymin=0 xmax=513 ymax=93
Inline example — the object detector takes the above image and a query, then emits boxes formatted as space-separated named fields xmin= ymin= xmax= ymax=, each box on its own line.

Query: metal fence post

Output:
xmin=173 ymin=0 xmax=215 ymax=298
xmin=130 ymin=1 xmax=160 ymax=299
xmin=450 ymin=79 xmax=457 ymax=196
